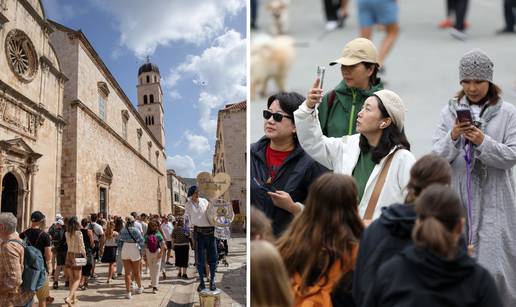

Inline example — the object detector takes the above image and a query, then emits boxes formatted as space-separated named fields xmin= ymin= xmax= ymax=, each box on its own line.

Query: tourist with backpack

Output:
xmin=316 ymin=37 xmax=383 ymax=138
xmin=144 ymin=220 xmax=166 ymax=293
xmin=88 ymin=213 xmax=104 ymax=279
xmin=172 ymin=216 xmax=190 ymax=279
xmin=20 ymin=211 xmax=54 ymax=306
xmin=48 ymin=214 xmax=62 ymax=277
xmin=64 ymin=217 xmax=86 ymax=306
xmin=0 ymin=212 xmax=36 ymax=307
xmin=48 ymin=215 xmax=67 ymax=290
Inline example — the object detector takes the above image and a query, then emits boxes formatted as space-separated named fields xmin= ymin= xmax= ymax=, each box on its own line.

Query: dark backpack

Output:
xmin=9 ymin=238 xmax=46 ymax=291
xmin=49 ymin=223 xmax=65 ymax=247
xmin=147 ymin=234 xmax=159 ymax=253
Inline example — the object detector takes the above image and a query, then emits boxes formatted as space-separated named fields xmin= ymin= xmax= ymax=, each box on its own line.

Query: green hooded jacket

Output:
xmin=318 ymin=80 xmax=383 ymax=137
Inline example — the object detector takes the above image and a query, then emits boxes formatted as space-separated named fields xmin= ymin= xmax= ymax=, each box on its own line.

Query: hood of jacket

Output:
xmin=400 ymin=242 xmax=475 ymax=288
xmin=379 ymin=203 xmax=416 ymax=239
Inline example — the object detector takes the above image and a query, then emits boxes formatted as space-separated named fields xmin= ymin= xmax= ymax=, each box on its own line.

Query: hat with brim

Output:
xmin=329 ymin=38 xmax=379 ymax=66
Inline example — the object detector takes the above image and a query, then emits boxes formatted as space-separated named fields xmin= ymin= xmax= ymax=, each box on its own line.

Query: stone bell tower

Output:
xmin=137 ymin=58 xmax=165 ymax=146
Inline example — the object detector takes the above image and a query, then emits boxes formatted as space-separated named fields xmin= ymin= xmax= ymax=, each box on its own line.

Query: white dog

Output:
xmin=251 ymin=34 xmax=295 ymax=100
xmin=267 ymin=0 xmax=289 ymax=35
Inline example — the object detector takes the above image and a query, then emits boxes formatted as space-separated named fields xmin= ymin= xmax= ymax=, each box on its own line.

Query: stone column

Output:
xmin=26 ymin=161 xmax=39 ymax=228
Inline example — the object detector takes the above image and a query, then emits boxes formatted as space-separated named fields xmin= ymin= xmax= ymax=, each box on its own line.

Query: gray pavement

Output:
xmin=42 ymin=234 xmax=245 ymax=307
xmin=251 ymin=0 xmax=516 ymax=160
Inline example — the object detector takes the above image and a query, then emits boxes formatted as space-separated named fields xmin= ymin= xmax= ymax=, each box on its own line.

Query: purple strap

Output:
xmin=464 ymin=141 xmax=474 ymax=245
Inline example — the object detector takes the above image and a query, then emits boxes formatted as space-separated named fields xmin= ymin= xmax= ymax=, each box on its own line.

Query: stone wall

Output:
xmin=215 ymin=103 xmax=246 ymax=215
xmin=50 ymin=22 xmax=169 ymax=218
xmin=0 ymin=0 xmax=64 ymax=227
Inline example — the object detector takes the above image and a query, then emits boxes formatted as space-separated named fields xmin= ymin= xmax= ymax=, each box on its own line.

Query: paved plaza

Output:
xmin=43 ymin=234 xmax=246 ymax=307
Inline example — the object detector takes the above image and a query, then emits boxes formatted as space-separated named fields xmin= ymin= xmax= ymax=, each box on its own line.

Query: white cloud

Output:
xmin=165 ymin=30 xmax=246 ymax=134
xmin=184 ymin=131 xmax=210 ymax=156
xmin=43 ymin=0 xmax=81 ymax=23
xmin=167 ymin=154 xmax=196 ymax=178
xmin=90 ymin=0 xmax=245 ymax=58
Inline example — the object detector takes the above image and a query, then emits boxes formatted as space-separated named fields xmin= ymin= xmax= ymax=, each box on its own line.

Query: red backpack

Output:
xmin=147 ymin=234 xmax=159 ymax=253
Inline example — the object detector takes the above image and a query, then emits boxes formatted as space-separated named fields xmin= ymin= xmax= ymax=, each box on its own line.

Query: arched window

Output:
xmin=145 ymin=117 xmax=148 ymax=125
xmin=150 ymin=94 xmax=154 ymax=104
xmin=146 ymin=75 xmax=150 ymax=83
xmin=143 ymin=95 xmax=148 ymax=104
xmin=154 ymin=76 xmax=157 ymax=82
xmin=151 ymin=116 xmax=155 ymax=125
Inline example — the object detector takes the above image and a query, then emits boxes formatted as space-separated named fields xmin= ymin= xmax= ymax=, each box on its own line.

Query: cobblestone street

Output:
xmin=44 ymin=234 xmax=246 ymax=307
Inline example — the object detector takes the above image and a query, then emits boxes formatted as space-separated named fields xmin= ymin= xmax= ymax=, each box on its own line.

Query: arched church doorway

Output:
xmin=1 ymin=172 xmax=19 ymax=216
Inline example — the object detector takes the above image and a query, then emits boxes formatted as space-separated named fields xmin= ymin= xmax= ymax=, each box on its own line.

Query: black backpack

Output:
xmin=48 ymin=223 xmax=65 ymax=247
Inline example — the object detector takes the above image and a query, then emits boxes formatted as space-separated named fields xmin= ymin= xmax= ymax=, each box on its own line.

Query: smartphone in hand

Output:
xmin=456 ymin=109 xmax=473 ymax=123
xmin=317 ymin=66 xmax=325 ymax=90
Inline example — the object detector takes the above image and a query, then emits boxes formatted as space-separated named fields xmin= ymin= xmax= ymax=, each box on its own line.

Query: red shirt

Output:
xmin=265 ymin=144 xmax=293 ymax=182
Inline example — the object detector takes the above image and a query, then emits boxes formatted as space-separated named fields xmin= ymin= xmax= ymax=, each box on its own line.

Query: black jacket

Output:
xmin=352 ymin=204 xmax=416 ymax=306
xmin=363 ymin=245 xmax=503 ymax=307
xmin=250 ymin=137 xmax=327 ymax=236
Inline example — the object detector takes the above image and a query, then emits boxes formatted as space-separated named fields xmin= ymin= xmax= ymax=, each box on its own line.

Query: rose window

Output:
xmin=5 ymin=30 xmax=38 ymax=82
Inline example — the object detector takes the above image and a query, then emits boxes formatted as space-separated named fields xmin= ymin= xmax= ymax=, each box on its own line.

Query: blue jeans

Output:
xmin=21 ymin=297 xmax=33 ymax=307
xmin=194 ymin=228 xmax=218 ymax=285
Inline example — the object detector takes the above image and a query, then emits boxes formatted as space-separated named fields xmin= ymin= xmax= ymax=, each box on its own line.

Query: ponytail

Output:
xmin=412 ymin=216 xmax=457 ymax=259
xmin=412 ymin=184 xmax=463 ymax=260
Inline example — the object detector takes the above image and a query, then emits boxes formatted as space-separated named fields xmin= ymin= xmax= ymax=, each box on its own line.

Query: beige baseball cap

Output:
xmin=329 ymin=38 xmax=379 ymax=66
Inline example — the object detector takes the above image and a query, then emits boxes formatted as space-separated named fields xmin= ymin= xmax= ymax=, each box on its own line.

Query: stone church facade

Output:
xmin=213 ymin=101 xmax=246 ymax=223
xmin=0 ymin=0 xmax=169 ymax=229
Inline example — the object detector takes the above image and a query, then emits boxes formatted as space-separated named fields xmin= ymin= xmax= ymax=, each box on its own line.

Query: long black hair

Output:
xmin=359 ymin=97 xmax=410 ymax=164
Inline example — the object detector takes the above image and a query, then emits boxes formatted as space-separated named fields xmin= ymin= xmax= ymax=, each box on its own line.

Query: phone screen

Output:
xmin=456 ymin=109 xmax=473 ymax=123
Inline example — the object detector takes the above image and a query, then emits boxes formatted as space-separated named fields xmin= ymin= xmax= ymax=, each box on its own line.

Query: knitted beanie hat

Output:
xmin=373 ymin=89 xmax=407 ymax=131
xmin=459 ymin=49 xmax=494 ymax=82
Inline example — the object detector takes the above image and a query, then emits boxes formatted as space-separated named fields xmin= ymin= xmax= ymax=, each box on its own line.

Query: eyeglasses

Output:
xmin=263 ymin=110 xmax=293 ymax=122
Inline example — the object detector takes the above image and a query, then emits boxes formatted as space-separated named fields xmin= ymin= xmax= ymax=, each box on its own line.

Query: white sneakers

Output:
xmin=325 ymin=21 xmax=338 ymax=31
xmin=135 ymin=287 xmax=144 ymax=294
xmin=125 ymin=292 xmax=132 ymax=299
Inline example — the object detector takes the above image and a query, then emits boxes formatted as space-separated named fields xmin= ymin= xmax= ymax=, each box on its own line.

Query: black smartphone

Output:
xmin=253 ymin=177 xmax=276 ymax=193
xmin=456 ymin=109 xmax=473 ymax=123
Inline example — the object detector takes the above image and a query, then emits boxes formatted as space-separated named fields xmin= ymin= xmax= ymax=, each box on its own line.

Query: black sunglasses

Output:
xmin=263 ymin=110 xmax=293 ymax=122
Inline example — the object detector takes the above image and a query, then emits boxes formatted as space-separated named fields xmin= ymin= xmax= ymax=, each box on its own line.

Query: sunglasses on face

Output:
xmin=263 ymin=110 xmax=293 ymax=122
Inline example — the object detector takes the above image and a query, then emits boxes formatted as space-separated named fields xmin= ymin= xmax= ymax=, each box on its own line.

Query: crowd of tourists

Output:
xmin=251 ymin=37 xmax=515 ymax=307
xmin=0 ymin=185 xmax=227 ymax=306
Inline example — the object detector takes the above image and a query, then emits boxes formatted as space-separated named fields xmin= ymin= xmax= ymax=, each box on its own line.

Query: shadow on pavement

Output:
xmin=219 ymin=265 xmax=247 ymax=305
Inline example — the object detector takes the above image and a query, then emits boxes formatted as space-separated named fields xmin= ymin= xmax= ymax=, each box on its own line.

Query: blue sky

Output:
xmin=43 ymin=0 xmax=247 ymax=178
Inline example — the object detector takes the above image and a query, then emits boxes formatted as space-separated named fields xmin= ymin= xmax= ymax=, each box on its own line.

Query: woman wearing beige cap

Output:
xmin=294 ymin=88 xmax=415 ymax=223
xmin=317 ymin=37 xmax=383 ymax=138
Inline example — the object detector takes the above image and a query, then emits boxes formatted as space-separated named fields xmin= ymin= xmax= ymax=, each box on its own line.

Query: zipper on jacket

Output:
xmin=348 ymin=89 xmax=357 ymax=135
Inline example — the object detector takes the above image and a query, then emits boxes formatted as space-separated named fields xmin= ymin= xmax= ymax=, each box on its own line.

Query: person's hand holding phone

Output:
xmin=451 ymin=119 xmax=473 ymax=141
xmin=307 ymin=78 xmax=323 ymax=109
xmin=464 ymin=125 xmax=484 ymax=145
